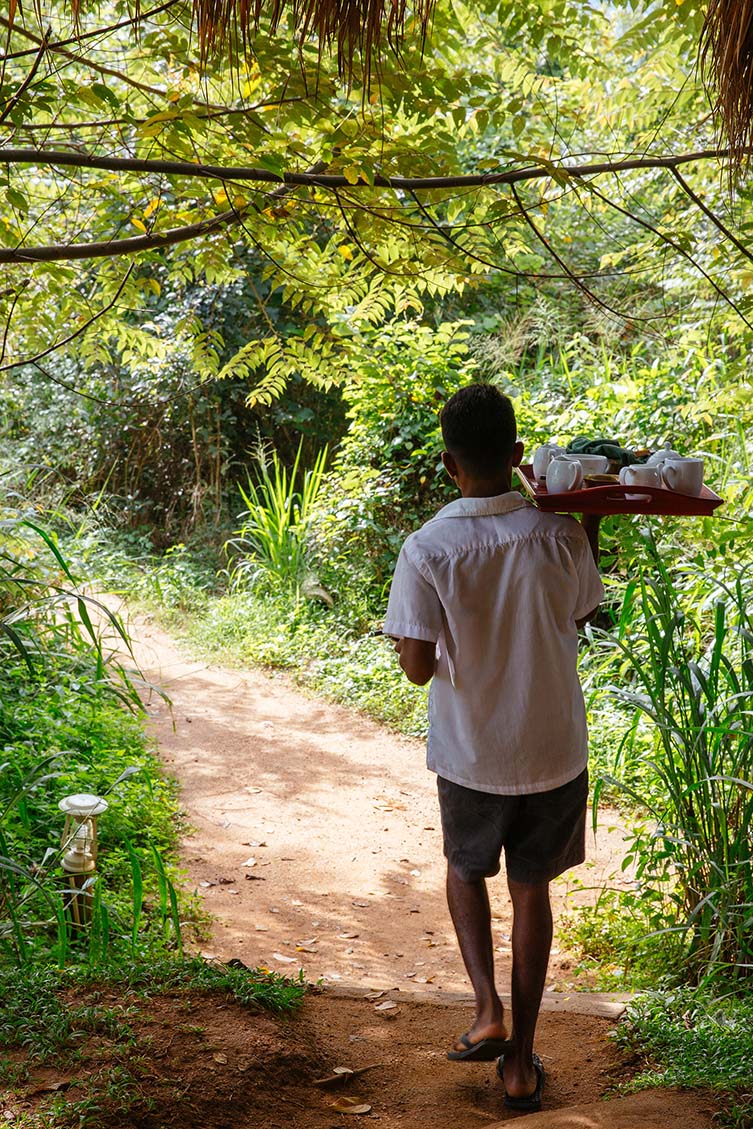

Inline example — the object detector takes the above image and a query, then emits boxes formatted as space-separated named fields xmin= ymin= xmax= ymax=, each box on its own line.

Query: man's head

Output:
xmin=440 ymin=383 xmax=522 ymax=482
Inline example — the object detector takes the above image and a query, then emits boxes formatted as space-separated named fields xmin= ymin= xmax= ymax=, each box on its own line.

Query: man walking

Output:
xmin=383 ymin=383 xmax=603 ymax=1112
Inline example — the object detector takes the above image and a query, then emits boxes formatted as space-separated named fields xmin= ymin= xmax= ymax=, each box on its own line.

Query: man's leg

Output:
xmin=446 ymin=863 xmax=509 ymax=1047
xmin=500 ymin=877 xmax=552 ymax=1098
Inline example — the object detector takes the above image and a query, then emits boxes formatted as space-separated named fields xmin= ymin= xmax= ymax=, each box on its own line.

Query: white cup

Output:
xmin=660 ymin=458 xmax=704 ymax=496
xmin=546 ymin=456 xmax=584 ymax=494
xmin=563 ymin=453 xmax=609 ymax=475
xmin=619 ymin=464 xmax=662 ymax=500
xmin=619 ymin=465 xmax=662 ymax=489
xmin=646 ymin=447 xmax=682 ymax=467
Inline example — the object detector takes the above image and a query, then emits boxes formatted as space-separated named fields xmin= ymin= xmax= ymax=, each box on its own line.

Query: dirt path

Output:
xmin=124 ymin=610 xmax=628 ymax=993
xmin=112 ymin=607 xmax=714 ymax=1129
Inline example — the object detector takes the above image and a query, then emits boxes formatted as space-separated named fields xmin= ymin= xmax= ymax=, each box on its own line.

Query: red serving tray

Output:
xmin=515 ymin=465 xmax=724 ymax=516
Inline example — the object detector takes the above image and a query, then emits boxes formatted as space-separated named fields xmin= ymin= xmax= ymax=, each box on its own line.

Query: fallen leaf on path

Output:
xmin=255 ymin=924 xmax=268 ymax=931
xmin=297 ymin=945 xmax=318 ymax=953
xmin=298 ymin=936 xmax=318 ymax=945
xmin=364 ymin=991 xmax=385 ymax=1000
xmin=199 ymin=881 xmax=215 ymax=888
xmin=410 ymin=869 xmax=421 ymax=876
xmin=243 ymin=840 xmax=267 ymax=848
xmin=334 ymin=1067 xmax=355 ymax=1075
xmin=228 ymin=889 xmax=239 ymax=895
xmin=338 ymin=932 xmax=359 ymax=939
xmin=409 ymin=907 xmax=420 ymax=913
xmin=291 ymin=898 xmax=304 ymax=906
xmin=245 ymin=787 xmax=263 ymax=794
xmin=245 ymin=874 xmax=265 ymax=881
xmin=217 ymin=877 xmax=234 ymax=885
xmin=213 ymin=1053 xmax=228 ymax=1065
xmin=352 ymin=900 xmax=369 ymax=908
xmin=415 ymin=976 xmax=435 ymax=984
xmin=242 ymin=857 xmax=257 ymax=867
xmin=374 ymin=1000 xmax=397 ymax=1011
xmin=272 ymin=952 xmax=298 ymax=964
xmin=329 ymin=1097 xmax=372 ymax=1115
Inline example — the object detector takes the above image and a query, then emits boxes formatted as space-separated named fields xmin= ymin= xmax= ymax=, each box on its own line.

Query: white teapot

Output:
xmin=646 ymin=446 xmax=682 ymax=467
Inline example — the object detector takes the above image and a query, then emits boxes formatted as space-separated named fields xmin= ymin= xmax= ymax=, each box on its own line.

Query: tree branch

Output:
xmin=587 ymin=179 xmax=753 ymax=331
xmin=0 ymin=2 xmax=179 ymax=63
xmin=0 ymin=29 xmax=50 ymax=125
xmin=509 ymin=182 xmax=640 ymax=327
xmin=0 ymin=16 xmax=178 ymax=101
xmin=0 ymin=148 xmax=748 ymax=265
xmin=0 ymin=146 xmax=746 ymax=193
xmin=0 ymin=264 xmax=134 ymax=372
xmin=0 ymin=207 xmax=244 ymax=263
xmin=669 ymin=165 xmax=753 ymax=267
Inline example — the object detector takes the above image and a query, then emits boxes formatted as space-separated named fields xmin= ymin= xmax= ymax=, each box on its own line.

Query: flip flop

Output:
xmin=497 ymin=1052 xmax=545 ymax=1112
xmin=447 ymin=1033 xmax=516 ymax=1061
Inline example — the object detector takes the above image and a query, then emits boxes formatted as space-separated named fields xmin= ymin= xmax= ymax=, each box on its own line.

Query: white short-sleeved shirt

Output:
xmin=383 ymin=491 xmax=605 ymax=795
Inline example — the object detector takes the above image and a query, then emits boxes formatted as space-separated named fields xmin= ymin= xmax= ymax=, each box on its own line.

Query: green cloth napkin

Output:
xmin=566 ymin=436 xmax=646 ymax=467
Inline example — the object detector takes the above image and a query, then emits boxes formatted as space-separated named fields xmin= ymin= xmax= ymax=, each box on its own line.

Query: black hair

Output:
xmin=440 ymin=383 xmax=517 ymax=476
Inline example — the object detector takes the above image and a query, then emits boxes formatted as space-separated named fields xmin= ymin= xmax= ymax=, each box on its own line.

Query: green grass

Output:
xmin=0 ymin=958 xmax=307 ymax=1127
xmin=615 ymin=988 xmax=753 ymax=1128
xmin=0 ymin=958 xmax=305 ymax=1066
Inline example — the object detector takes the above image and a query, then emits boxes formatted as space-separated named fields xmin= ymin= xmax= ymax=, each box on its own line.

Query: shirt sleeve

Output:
xmin=571 ymin=527 xmax=605 ymax=620
xmin=383 ymin=540 xmax=444 ymax=643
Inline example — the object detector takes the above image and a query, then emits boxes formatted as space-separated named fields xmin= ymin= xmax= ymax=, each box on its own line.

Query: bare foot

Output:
xmin=451 ymin=1015 xmax=510 ymax=1053
xmin=500 ymin=1053 xmax=539 ymax=1099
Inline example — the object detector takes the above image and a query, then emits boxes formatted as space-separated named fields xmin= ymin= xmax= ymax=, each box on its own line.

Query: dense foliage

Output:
xmin=0 ymin=505 xmax=186 ymax=965
xmin=3 ymin=0 xmax=753 ymax=1118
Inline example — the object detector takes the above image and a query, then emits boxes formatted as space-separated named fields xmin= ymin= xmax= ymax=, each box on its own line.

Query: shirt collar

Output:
xmin=432 ymin=491 xmax=529 ymax=519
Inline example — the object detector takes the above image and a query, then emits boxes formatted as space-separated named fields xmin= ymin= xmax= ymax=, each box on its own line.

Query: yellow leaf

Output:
xmin=338 ymin=244 xmax=354 ymax=260
xmin=131 ymin=217 xmax=147 ymax=233
xmin=233 ymin=194 xmax=249 ymax=210
xmin=343 ymin=165 xmax=362 ymax=185
xmin=329 ymin=1097 xmax=372 ymax=1115
xmin=143 ymin=197 xmax=160 ymax=219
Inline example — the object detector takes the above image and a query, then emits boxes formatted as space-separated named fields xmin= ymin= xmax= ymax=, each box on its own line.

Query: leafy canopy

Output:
xmin=2 ymin=0 xmax=750 ymax=402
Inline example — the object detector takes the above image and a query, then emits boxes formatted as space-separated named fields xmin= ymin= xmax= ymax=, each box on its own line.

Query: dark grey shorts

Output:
xmin=437 ymin=768 xmax=588 ymax=885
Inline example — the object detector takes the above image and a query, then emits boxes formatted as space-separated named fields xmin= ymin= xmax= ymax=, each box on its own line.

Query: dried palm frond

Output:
xmin=65 ymin=0 xmax=434 ymax=85
xmin=199 ymin=0 xmax=435 ymax=81
xmin=700 ymin=0 xmax=753 ymax=168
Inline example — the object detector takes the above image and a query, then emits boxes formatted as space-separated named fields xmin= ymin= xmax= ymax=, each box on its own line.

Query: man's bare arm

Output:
xmin=394 ymin=637 xmax=436 ymax=686
xmin=580 ymin=513 xmax=602 ymax=566
xmin=576 ymin=513 xmax=603 ymax=628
